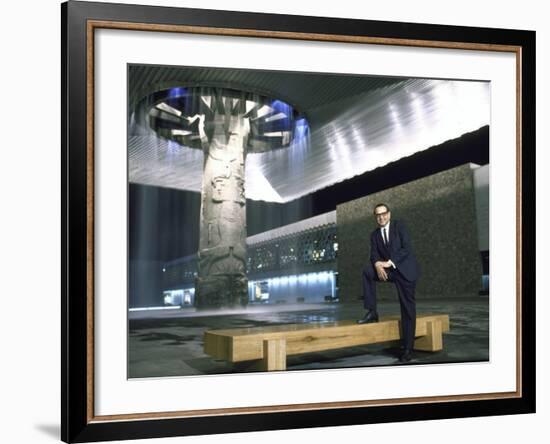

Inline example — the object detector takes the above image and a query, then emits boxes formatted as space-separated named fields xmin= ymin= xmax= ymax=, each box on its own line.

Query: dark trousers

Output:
xmin=362 ymin=265 xmax=417 ymax=351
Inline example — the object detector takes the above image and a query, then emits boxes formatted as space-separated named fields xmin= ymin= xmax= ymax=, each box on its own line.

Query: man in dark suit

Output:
xmin=357 ymin=203 xmax=420 ymax=363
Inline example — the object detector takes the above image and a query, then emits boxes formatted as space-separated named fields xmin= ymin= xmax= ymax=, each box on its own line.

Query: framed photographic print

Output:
xmin=62 ymin=0 xmax=535 ymax=442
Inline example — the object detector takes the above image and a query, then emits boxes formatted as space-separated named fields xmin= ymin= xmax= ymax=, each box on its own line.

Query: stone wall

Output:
xmin=337 ymin=163 xmax=483 ymax=302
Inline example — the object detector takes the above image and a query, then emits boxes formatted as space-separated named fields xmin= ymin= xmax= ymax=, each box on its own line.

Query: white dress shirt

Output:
xmin=380 ymin=222 xmax=396 ymax=268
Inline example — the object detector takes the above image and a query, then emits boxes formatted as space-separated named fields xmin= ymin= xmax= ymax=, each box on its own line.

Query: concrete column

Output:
xmin=195 ymin=113 xmax=250 ymax=308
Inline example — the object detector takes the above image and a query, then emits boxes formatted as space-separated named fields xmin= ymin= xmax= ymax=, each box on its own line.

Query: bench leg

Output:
xmin=261 ymin=339 xmax=287 ymax=371
xmin=414 ymin=320 xmax=443 ymax=352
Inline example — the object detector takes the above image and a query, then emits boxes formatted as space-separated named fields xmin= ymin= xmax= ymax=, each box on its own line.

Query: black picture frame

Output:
xmin=61 ymin=1 xmax=536 ymax=442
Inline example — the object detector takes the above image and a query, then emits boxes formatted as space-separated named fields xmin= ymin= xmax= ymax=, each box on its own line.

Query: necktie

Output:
xmin=383 ymin=227 xmax=388 ymax=245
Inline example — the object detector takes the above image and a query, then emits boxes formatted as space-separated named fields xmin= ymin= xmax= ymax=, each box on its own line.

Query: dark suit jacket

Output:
xmin=370 ymin=220 xmax=420 ymax=282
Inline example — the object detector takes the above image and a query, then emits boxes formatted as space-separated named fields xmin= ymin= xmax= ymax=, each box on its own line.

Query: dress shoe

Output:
xmin=357 ymin=310 xmax=379 ymax=324
xmin=399 ymin=349 xmax=413 ymax=363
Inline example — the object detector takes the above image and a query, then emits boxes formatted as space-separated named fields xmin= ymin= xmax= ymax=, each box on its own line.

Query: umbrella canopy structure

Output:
xmin=128 ymin=65 xmax=490 ymax=203
xmin=134 ymin=83 xmax=311 ymax=308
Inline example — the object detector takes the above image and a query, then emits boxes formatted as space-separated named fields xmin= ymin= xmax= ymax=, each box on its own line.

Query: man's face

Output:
xmin=374 ymin=206 xmax=391 ymax=228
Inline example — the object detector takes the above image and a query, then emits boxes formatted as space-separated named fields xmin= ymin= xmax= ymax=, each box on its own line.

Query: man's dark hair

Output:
xmin=373 ymin=203 xmax=390 ymax=214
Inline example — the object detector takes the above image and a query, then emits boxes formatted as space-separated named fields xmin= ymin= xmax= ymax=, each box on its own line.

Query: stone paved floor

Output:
xmin=128 ymin=297 xmax=489 ymax=378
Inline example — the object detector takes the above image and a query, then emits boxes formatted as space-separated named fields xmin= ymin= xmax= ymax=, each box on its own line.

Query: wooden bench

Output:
xmin=204 ymin=314 xmax=450 ymax=371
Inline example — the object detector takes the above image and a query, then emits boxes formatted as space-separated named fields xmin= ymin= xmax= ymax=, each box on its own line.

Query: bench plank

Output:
xmin=204 ymin=314 xmax=450 ymax=364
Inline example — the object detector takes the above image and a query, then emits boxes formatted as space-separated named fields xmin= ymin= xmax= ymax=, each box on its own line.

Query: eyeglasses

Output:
xmin=374 ymin=211 xmax=389 ymax=217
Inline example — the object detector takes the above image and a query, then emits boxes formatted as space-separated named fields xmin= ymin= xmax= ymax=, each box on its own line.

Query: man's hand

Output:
xmin=375 ymin=260 xmax=393 ymax=268
xmin=375 ymin=262 xmax=388 ymax=281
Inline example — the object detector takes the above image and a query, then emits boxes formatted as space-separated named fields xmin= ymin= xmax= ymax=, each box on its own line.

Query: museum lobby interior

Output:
xmin=127 ymin=65 xmax=490 ymax=378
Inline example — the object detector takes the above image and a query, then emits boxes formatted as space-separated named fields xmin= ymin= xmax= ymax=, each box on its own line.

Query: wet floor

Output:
xmin=128 ymin=297 xmax=489 ymax=378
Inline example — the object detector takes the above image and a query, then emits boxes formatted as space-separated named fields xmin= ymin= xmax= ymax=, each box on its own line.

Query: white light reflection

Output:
xmin=130 ymin=79 xmax=489 ymax=203
xmin=171 ymin=129 xmax=192 ymax=137
xmin=253 ymin=105 xmax=274 ymax=120
xmin=129 ymin=306 xmax=180 ymax=312
xmin=245 ymin=100 xmax=256 ymax=114
xmin=201 ymin=96 xmax=212 ymax=109
xmin=156 ymin=102 xmax=181 ymax=117
xmin=245 ymin=154 xmax=284 ymax=202
xmin=261 ymin=78 xmax=489 ymax=201
xmin=264 ymin=112 xmax=287 ymax=123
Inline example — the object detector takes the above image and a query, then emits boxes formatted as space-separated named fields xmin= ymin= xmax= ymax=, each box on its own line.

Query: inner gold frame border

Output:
xmin=85 ymin=19 xmax=523 ymax=424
